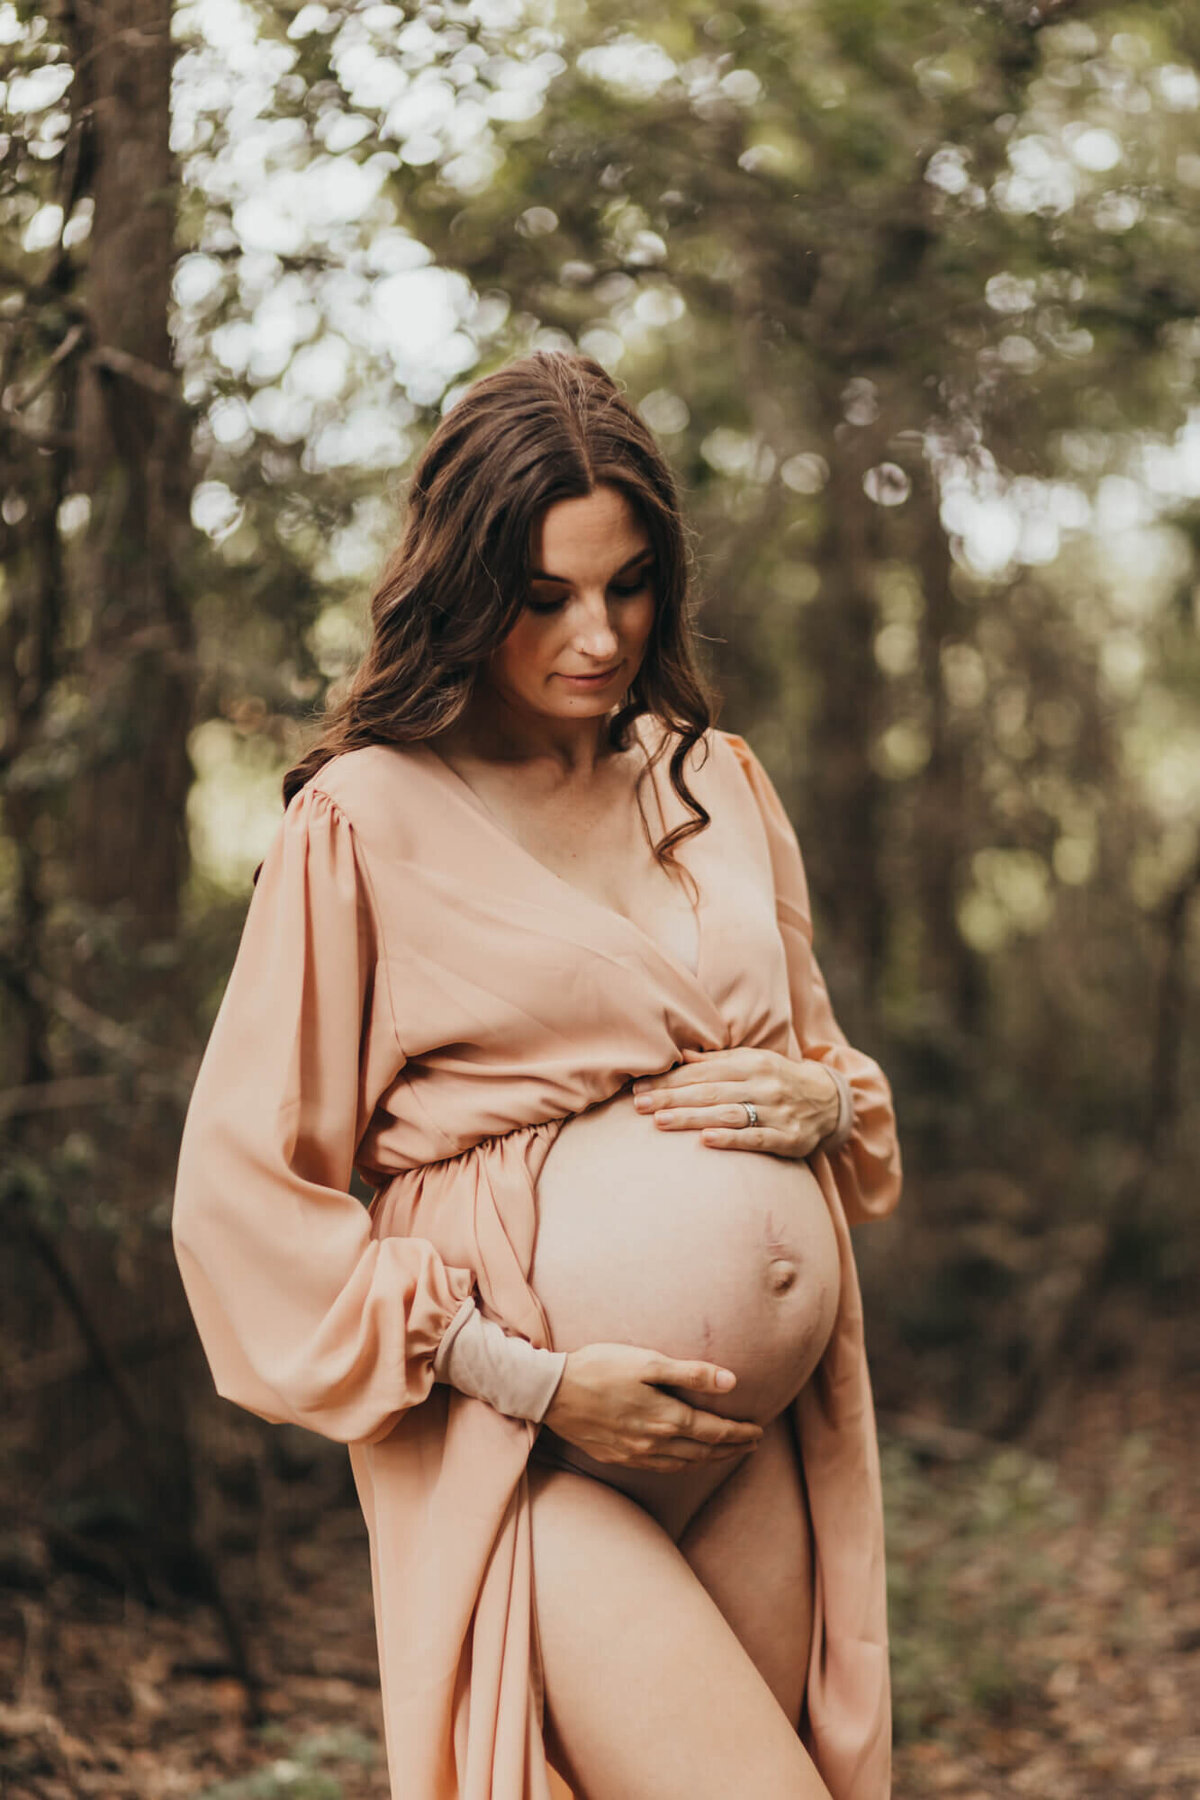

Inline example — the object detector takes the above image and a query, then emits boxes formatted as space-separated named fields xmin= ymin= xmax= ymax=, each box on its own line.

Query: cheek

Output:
xmin=625 ymin=595 xmax=656 ymax=653
xmin=492 ymin=616 xmax=556 ymax=692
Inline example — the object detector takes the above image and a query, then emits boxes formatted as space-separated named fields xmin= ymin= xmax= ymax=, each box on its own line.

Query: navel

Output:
xmin=767 ymin=1257 xmax=799 ymax=1296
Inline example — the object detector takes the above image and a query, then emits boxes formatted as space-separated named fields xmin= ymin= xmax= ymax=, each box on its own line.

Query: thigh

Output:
xmin=526 ymin=1458 xmax=831 ymax=1800
xmin=677 ymin=1410 xmax=814 ymax=1731
xmin=530 ymin=1423 xmax=754 ymax=1543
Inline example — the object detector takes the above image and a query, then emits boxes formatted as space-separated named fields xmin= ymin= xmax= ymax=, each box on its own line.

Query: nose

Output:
xmin=573 ymin=591 xmax=621 ymax=663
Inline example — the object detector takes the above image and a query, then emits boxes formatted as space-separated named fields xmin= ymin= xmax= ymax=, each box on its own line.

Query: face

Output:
xmin=485 ymin=484 xmax=657 ymax=723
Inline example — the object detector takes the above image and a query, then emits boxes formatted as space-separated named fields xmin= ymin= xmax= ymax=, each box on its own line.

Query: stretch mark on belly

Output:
xmin=763 ymin=1208 xmax=790 ymax=1258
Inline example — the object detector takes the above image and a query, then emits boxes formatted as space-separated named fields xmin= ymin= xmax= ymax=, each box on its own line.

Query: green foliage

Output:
xmin=883 ymin=1434 xmax=1079 ymax=1741
xmin=194 ymin=1725 xmax=379 ymax=1800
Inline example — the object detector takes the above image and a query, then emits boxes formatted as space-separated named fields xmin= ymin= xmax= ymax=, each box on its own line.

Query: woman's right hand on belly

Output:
xmin=541 ymin=1344 xmax=764 ymax=1472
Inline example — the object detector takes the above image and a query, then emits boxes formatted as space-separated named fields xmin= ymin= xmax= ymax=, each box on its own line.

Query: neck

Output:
xmin=442 ymin=684 xmax=619 ymax=778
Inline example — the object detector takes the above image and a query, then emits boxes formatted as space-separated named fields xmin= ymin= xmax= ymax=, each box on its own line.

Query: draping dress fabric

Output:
xmin=171 ymin=718 xmax=904 ymax=1800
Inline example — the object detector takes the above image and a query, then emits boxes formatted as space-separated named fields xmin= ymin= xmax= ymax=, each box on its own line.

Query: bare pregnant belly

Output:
xmin=528 ymin=1085 xmax=841 ymax=1535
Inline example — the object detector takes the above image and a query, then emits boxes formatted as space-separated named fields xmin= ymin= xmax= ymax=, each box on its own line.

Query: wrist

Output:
xmin=435 ymin=1301 xmax=567 ymax=1423
xmin=814 ymin=1063 xmax=840 ymax=1137
xmin=814 ymin=1062 xmax=855 ymax=1152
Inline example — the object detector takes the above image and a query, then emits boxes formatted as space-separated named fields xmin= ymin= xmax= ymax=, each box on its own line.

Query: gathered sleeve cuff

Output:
xmin=171 ymin=782 xmax=477 ymax=1445
xmin=723 ymin=733 xmax=904 ymax=1226
xmin=433 ymin=1299 xmax=568 ymax=1423
xmin=816 ymin=1062 xmax=857 ymax=1154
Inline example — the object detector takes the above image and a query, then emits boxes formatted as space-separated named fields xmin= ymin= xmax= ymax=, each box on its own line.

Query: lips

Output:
xmin=560 ymin=665 xmax=622 ymax=682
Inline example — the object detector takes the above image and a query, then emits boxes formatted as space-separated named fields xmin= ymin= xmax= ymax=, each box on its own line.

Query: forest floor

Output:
xmin=1 ymin=1329 xmax=1196 ymax=1800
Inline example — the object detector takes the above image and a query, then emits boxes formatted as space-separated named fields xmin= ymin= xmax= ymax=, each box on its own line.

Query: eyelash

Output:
xmin=525 ymin=576 xmax=652 ymax=616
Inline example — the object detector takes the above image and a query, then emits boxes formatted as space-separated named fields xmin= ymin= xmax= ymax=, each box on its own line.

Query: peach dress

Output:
xmin=171 ymin=720 xmax=903 ymax=1800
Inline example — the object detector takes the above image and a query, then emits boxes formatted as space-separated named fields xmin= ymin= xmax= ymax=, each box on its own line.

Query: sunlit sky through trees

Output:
xmin=6 ymin=0 xmax=1200 ymax=901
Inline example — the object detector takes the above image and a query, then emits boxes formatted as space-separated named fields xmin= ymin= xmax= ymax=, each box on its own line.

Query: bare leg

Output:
xmin=677 ymin=1410 xmax=814 ymax=1729
xmin=527 ymin=1457 xmax=832 ymax=1800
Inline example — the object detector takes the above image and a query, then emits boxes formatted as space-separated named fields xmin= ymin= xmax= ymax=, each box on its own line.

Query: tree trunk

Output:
xmin=67 ymin=0 xmax=195 ymax=938
xmin=912 ymin=462 xmax=986 ymax=1038
xmin=805 ymin=412 xmax=889 ymax=1009
xmin=30 ymin=0 xmax=202 ymax=1580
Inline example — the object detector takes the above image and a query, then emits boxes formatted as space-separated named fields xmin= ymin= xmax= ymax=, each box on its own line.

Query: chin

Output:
xmin=535 ymin=685 xmax=622 ymax=715
xmin=555 ymin=692 xmax=620 ymax=711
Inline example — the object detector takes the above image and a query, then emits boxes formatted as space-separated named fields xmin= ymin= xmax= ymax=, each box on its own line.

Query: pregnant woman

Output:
xmin=172 ymin=349 xmax=903 ymax=1800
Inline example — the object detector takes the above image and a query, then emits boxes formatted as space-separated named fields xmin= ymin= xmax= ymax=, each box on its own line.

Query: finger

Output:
xmin=638 ymin=1441 xmax=754 ymax=1470
xmin=635 ymin=1081 xmax=761 ymax=1113
xmin=635 ymin=1436 xmax=758 ymax=1470
xmin=642 ymin=1408 xmax=761 ymax=1446
xmin=649 ymin=1403 xmax=705 ymax=1434
xmin=677 ymin=1437 xmax=759 ymax=1460
xmin=629 ymin=1064 xmax=689 ymax=1096
xmin=633 ymin=1447 xmax=726 ymax=1461
xmin=637 ymin=1439 xmax=719 ymax=1466
xmin=648 ymin=1404 xmax=763 ymax=1446
xmin=652 ymin=1103 xmax=770 ymax=1132
xmin=632 ymin=1071 xmax=716 ymax=1103
xmin=699 ymin=1127 xmax=797 ymax=1157
xmin=677 ymin=1046 xmax=762 ymax=1072
xmin=642 ymin=1358 xmax=739 ymax=1393
xmin=682 ymin=1413 xmax=764 ymax=1446
xmin=631 ymin=1050 xmax=758 ymax=1095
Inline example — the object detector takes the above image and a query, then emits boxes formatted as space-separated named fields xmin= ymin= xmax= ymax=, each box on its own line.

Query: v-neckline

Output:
xmin=411 ymin=718 xmax=704 ymax=989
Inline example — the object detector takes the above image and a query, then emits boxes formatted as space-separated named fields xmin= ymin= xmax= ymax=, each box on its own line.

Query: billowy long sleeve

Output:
xmin=724 ymin=734 xmax=904 ymax=1226
xmin=172 ymin=782 xmax=477 ymax=1445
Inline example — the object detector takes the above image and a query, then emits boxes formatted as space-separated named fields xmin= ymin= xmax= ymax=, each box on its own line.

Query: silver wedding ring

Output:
xmin=740 ymin=1101 xmax=758 ymax=1128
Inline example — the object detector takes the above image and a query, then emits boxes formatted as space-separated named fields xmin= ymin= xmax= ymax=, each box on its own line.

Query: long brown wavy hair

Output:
xmin=278 ymin=349 xmax=718 ymax=872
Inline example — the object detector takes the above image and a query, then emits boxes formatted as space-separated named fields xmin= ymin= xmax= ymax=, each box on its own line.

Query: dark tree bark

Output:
xmin=9 ymin=0 xmax=205 ymax=1589
xmin=912 ymin=463 xmax=987 ymax=1039
xmin=65 ymin=0 xmax=196 ymax=938
xmin=805 ymin=411 xmax=889 ymax=1007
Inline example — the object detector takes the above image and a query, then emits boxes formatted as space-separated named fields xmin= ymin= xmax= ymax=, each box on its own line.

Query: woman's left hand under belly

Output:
xmin=631 ymin=1045 xmax=842 ymax=1160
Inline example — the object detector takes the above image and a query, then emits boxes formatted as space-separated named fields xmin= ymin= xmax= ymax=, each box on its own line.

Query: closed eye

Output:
xmin=525 ymin=572 xmax=654 ymax=615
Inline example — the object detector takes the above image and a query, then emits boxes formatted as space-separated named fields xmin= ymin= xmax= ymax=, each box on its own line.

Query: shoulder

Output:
xmin=633 ymin=713 xmax=751 ymax=778
xmin=293 ymin=742 xmax=440 ymax=858
xmin=262 ymin=746 xmax=439 ymax=941
xmin=632 ymin=716 xmax=782 ymax=824
xmin=710 ymin=728 xmax=757 ymax=779
xmin=669 ymin=721 xmax=775 ymax=801
xmin=304 ymin=744 xmax=403 ymax=817
xmin=700 ymin=729 xmax=804 ymax=868
xmin=708 ymin=728 xmax=787 ymax=812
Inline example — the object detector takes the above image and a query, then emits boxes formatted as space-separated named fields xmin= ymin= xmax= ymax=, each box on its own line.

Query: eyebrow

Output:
xmin=528 ymin=546 xmax=655 ymax=584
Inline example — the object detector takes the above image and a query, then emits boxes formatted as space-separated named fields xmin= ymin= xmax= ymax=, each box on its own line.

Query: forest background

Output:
xmin=1 ymin=0 xmax=1198 ymax=1794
